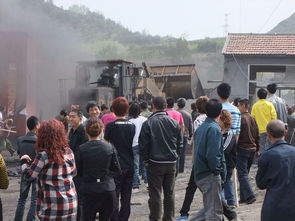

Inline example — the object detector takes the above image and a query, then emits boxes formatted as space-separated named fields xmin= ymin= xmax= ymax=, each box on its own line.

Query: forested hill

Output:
xmin=27 ymin=0 xmax=175 ymax=45
xmin=19 ymin=0 xmax=224 ymax=64
xmin=269 ymin=13 xmax=295 ymax=34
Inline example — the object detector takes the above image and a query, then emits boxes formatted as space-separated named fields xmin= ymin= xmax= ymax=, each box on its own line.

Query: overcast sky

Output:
xmin=53 ymin=0 xmax=295 ymax=40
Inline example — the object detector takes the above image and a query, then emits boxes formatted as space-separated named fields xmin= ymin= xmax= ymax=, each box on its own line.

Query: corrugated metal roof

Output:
xmin=223 ymin=33 xmax=295 ymax=55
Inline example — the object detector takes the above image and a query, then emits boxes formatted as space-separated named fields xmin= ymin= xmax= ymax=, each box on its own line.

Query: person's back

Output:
xmin=141 ymin=111 xmax=181 ymax=163
xmin=140 ymin=96 xmax=182 ymax=221
xmin=14 ymin=116 xmax=39 ymax=221
xmin=77 ymin=140 xmax=119 ymax=191
xmin=193 ymin=99 xmax=225 ymax=221
xmin=103 ymin=97 xmax=135 ymax=221
xmin=256 ymin=140 xmax=295 ymax=221
xmin=194 ymin=118 xmax=225 ymax=180
xmin=238 ymin=112 xmax=259 ymax=150
xmin=76 ymin=118 xmax=121 ymax=220
xmin=251 ymin=100 xmax=277 ymax=134
xmin=267 ymin=83 xmax=288 ymax=123
xmin=105 ymin=118 xmax=135 ymax=169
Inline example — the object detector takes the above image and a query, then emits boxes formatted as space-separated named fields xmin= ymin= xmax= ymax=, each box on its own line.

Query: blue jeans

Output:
xmin=14 ymin=177 xmax=37 ymax=221
xmin=237 ymin=149 xmax=255 ymax=202
xmin=259 ymin=133 xmax=270 ymax=153
xmin=222 ymin=169 xmax=236 ymax=206
xmin=139 ymin=153 xmax=147 ymax=183
xmin=132 ymin=145 xmax=140 ymax=188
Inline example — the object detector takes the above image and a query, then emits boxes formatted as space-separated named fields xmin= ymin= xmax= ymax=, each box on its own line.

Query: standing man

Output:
xmin=237 ymin=99 xmax=259 ymax=204
xmin=68 ymin=109 xmax=88 ymax=221
xmin=176 ymin=98 xmax=193 ymax=173
xmin=256 ymin=120 xmax=295 ymax=221
xmin=140 ymin=101 xmax=152 ymax=118
xmin=14 ymin=116 xmax=39 ymax=221
xmin=140 ymin=96 xmax=182 ymax=221
xmin=166 ymin=97 xmax=184 ymax=132
xmin=251 ymin=88 xmax=277 ymax=152
xmin=193 ymin=99 xmax=225 ymax=221
xmin=266 ymin=83 xmax=288 ymax=123
xmin=217 ymin=83 xmax=240 ymax=207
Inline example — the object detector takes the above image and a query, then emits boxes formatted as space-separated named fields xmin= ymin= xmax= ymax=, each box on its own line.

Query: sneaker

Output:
xmin=176 ymin=216 xmax=188 ymax=221
xmin=246 ymin=196 xmax=256 ymax=204
xmin=132 ymin=187 xmax=140 ymax=193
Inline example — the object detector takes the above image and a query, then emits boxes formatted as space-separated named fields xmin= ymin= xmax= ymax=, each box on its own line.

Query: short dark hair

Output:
xmin=86 ymin=102 xmax=100 ymax=113
xmin=140 ymin=101 xmax=148 ymax=110
xmin=238 ymin=99 xmax=249 ymax=109
xmin=177 ymin=98 xmax=186 ymax=109
xmin=196 ymin=96 xmax=209 ymax=114
xmin=166 ymin=97 xmax=175 ymax=108
xmin=153 ymin=96 xmax=167 ymax=110
xmin=217 ymin=83 xmax=231 ymax=99
xmin=267 ymin=83 xmax=277 ymax=94
xmin=27 ymin=116 xmax=39 ymax=131
xmin=101 ymin=104 xmax=108 ymax=111
xmin=112 ymin=97 xmax=129 ymax=117
xmin=205 ymin=99 xmax=222 ymax=118
xmin=60 ymin=109 xmax=67 ymax=116
xmin=69 ymin=109 xmax=83 ymax=118
xmin=86 ymin=118 xmax=103 ymax=137
xmin=257 ymin=88 xmax=267 ymax=99
xmin=267 ymin=120 xmax=285 ymax=138
xmin=129 ymin=102 xmax=141 ymax=118
xmin=233 ymin=98 xmax=241 ymax=107
xmin=191 ymin=102 xmax=197 ymax=111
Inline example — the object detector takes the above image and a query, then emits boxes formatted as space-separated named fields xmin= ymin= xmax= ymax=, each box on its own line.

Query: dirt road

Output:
xmin=1 ymin=153 xmax=264 ymax=221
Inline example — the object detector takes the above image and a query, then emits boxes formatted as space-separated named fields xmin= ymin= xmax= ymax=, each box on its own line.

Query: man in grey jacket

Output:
xmin=177 ymin=98 xmax=193 ymax=173
xmin=14 ymin=116 xmax=39 ymax=221
xmin=267 ymin=83 xmax=288 ymax=123
xmin=140 ymin=96 xmax=182 ymax=221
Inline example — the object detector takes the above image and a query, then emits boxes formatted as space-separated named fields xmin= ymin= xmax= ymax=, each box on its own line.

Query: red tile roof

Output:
xmin=223 ymin=33 xmax=295 ymax=55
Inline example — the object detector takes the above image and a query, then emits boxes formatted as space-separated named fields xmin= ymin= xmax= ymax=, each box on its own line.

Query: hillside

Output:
xmin=269 ymin=13 xmax=295 ymax=34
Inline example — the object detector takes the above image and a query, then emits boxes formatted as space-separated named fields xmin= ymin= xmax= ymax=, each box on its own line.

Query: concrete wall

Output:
xmin=223 ymin=55 xmax=295 ymax=100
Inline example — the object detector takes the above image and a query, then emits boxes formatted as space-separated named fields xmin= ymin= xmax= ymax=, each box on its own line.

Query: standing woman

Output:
xmin=20 ymin=119 xmax=77 ymax=220
xmin=76 ymin=118 xmax=121 ymax=221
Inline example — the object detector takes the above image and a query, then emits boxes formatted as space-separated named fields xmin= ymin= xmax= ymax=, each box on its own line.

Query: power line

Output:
xmin=258 ymin=0 xmax=284 ymax=33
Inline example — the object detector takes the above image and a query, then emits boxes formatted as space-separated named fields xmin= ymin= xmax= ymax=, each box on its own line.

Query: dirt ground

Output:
xmin=0 ymin=152 xmax=264 ymax=221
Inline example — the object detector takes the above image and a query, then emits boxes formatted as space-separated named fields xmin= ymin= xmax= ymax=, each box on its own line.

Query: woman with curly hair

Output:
xmin=20 ymin=119 xmax=77 ymax=220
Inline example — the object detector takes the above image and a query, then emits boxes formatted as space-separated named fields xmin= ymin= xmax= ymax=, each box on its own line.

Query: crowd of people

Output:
xmin=0 ymin=82 xmax=295 ymax=221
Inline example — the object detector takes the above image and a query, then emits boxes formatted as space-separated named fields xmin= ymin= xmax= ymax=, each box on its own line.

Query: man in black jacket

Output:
xmin=139 ymin=96 xmax=182 ymax=221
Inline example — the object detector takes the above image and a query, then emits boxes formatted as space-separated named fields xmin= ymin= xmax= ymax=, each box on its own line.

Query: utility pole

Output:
xmin=223 ymin=13 xmax=230 ymax=36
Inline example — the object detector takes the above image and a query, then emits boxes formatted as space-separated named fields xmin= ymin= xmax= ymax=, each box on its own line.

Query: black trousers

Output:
xmin=179 ymin=167 xmax=197 ymax=217
xmin=83 ymin=191 xmax=117 ymax=221
xmin=73 ymin=176 xmax=83 ymax=221
xmin=111 ymin=168 xmax=134 ymax=221
xmin=147 ymin=162 xmax=176 ymax=221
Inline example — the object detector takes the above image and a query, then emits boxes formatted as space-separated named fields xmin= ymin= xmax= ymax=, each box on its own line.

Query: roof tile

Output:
xmin=223 ymin=34 xmax=295 ymax=55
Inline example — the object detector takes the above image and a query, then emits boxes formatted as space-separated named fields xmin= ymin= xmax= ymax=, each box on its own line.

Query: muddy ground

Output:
xmin=0 ymin=152 xmax=264 ymax=221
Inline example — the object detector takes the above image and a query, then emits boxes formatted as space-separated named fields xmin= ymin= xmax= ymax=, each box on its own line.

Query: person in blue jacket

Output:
xmin=256 ymin=120 xmax=295 ymax=221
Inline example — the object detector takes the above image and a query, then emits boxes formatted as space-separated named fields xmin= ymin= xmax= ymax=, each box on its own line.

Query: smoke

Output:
xmin=0 ymin=0 xmax=92 ymax=120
